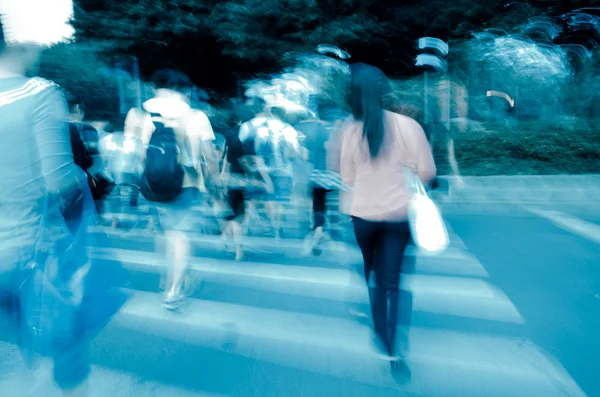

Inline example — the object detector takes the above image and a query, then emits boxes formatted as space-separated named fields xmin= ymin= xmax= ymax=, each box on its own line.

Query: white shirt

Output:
xmin=124 ymin=96 xmax=215 ymax=188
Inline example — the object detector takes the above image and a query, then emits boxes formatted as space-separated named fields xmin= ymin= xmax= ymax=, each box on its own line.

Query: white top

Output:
xmin=124 ymin=95 xmax=215 ymax=188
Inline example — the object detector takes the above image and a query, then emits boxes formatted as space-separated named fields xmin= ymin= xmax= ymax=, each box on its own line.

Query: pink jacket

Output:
xmin=336 ymin=111 xmax=436 ymax=221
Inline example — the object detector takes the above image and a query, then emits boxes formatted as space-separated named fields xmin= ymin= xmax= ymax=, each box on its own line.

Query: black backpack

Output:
xmin=139 ymin=113 xmax=184 ymax=202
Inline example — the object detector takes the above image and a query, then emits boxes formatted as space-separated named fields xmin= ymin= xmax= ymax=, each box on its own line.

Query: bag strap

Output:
xmin=402 ymin=167 xmax=428 ymax=198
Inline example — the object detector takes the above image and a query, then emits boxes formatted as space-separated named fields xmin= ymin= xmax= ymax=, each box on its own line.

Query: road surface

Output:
xmin=1 ymin=199 xmax=598 ymax=397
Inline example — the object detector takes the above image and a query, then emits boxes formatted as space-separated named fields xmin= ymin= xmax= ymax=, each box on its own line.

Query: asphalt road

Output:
xmin=446 ymin=207 xmax=600 ymax=397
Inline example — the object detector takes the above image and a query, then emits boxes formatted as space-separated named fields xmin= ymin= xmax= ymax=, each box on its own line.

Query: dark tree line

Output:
xmin=39 ymin=0 xmax=600 ymax=119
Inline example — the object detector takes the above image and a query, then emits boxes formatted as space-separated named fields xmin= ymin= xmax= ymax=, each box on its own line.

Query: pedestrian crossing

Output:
xmin=98 ymin=188 xmax=354 ymax=241
xmin=73 ymin=200 xmax=587 ymax=397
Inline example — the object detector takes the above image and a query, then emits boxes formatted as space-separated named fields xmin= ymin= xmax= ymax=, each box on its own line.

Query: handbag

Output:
xmin=86 ymin=170 xmax=115 ymax=201
xmin=404 ymin=169 xmax=449 ymax=256
xmin=19 ymin=180 xmax=128 ymax=355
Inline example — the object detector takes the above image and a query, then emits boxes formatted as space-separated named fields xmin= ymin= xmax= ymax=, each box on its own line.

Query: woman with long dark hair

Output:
xmin=338 ymin=64 xmax=436 ymax=372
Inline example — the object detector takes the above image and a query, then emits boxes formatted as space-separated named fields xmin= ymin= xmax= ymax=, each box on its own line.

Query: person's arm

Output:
xmin=243 ymin=156 xmax=274 ymax=193
xmin=412 ymin=120 xmax=437 ymax=186
xmin=220 ymin=144 xmax=231 ymax=176
xmin=124 ymin=108 xmax=143 ymax=138
xmin=188 ymin=111 xmax=221 ymax=193
xmin=339 ymin=128 xmax=357 ymax=189
xmin=124 ymin=109 xmax=153 ymax=163
xmin=69 ymin=123 xmax=93 ymax=170
xmin=447 ymin=138 xmax=463 ymax=186
xmin=327 ymin=118 xmax=350 ymax=174
xmin=33 ymin=82 xmax=84 ymax=209
xmin=281 ymin=124 xmax=300 ymax=157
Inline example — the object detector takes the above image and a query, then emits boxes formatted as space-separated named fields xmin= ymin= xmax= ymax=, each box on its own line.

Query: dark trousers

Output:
xmin=129 ymin=188 xmax=140 ymax=207
xmin=352 ymin=217 xmax=412 ymax=356
xmin=312 ymin=187 xmax=330 ymax=229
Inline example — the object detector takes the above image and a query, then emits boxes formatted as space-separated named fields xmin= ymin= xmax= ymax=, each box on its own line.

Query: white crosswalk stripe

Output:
xmin=77 ymin=198 xmax=586 ymax=397
xmin=527 ymin=207 xmax=600 ymax=245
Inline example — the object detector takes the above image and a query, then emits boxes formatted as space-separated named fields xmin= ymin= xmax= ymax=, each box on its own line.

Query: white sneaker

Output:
xmin=162 ymin=291 xmax=185 ymax=311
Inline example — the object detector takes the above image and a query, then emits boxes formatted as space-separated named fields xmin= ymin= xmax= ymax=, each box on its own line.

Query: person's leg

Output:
xmin=351 ymin=217 xmax=377 ymax=282
xmin=374 ymin=221 xmax=412 ymax=358
xmin=109 ymin=185 xmax=121 ymax=229
xmin=304 ymin=186 xmax=327 ymax=254
xmin=129 ymin=187 xmax=139 ymax=208
xmin=353 ymin=218 xmax=391 ymax=348
xmin=160 ymin=188 xmax=199 ymax=309
xmin=263 ymin=200 xmax=281 ymax=239
xmin=52 ymin=330 xmax=91 ymax=397
xmin=224 ymin=189 xmax=246 ymax=261
xmin=312 ymin=186 xmax=327 ymax=231
xmin=164 ymin=230 xmax=190 ymax=298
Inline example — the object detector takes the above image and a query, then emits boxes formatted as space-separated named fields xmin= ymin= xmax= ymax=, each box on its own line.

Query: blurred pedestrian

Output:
xmin=127 ymin=69 xmax=217 ymax=310
xmin=338 ymin=63 xmax=436 ymax=377
xmin=0 ymin=20 xmax=89 ymax=397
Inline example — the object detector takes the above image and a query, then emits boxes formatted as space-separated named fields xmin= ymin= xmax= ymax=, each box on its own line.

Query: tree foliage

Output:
xmin=207 ymin=0 xmax=390 ymax=61
xmin=38 ymin=42 xmax=120 ymax=120
xmin=72 ymin=0 xmax=212 ymax=48
xmin=69 ymin=0 xmax=600 ymax=93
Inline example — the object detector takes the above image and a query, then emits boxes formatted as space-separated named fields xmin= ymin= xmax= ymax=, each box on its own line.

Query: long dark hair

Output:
xmin=350 ymin=63 xmax=391 ymax=158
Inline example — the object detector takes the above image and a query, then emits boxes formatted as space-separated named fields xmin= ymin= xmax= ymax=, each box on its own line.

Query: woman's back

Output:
xmin=340 ymin=110 xmax=435 ymax=221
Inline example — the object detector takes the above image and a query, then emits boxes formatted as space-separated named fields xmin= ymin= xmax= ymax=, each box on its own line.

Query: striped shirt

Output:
xmin=0 ymin=77 xmax=82 ymax=274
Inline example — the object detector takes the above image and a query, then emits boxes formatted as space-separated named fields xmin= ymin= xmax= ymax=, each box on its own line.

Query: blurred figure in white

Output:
xmin=239 ymin=99 xmax=299 ymax=239
xmin=295 ymin=97 xmax=349 ymax=254
xmin=125 ymin=69 xmax=218 ymax=310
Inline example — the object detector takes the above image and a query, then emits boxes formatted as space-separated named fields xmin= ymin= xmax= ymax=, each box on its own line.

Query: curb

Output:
xmin=438 ymin=175 xmax=600 ymax=205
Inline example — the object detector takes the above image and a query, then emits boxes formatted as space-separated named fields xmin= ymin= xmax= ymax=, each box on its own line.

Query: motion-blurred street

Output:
xmin=1 ymin=195 xmax=598 ymax=397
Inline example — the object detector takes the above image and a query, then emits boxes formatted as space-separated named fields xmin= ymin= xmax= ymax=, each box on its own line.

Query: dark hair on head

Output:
xmin=65 ymin=92 xmax=84 ymax=113
xmin=151 ymin=69 xmax=192 ymax=92
xmin=235 ymin=104 xmax=255 ymax=124
xmin=270 ymin=106 xmax=286 ymax=120
xmin=317 ymin=98 xmax=339 ymax=122
xmin=249 ymin=97 xmax=267 ymax=114
xmin=350 ymin=63 xmax=390 ymax=158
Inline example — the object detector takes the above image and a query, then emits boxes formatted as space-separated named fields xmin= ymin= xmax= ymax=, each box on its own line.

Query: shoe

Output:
xmin=390 ymin=358 xmax=412 ymax=384
xmin=235 ymin=246 xmax=244 ymax=261
xmin=162 ymin=291 xmax=185 ymax=311
xmin=303 ymin=227 xmax=325 ymax=256
xmin=347 ymin=306 xmax=369 ymax=319
xmin=371 ymin=332 xmax=403 ymax=362
xmin=302 ymin=232 xmax=316 ymax=256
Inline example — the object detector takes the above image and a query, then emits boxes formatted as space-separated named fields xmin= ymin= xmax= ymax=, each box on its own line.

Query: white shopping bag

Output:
xmin=404 ymin=169 xmax=449 ymax=256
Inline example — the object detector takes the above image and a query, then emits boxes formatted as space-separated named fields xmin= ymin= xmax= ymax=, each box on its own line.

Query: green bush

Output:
xmin=453 ymin=121 xmax=600 ymax=175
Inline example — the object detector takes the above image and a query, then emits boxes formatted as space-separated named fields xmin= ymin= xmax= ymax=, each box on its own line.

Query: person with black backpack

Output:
xmin=125 ymin=69 xmax=219 ymax=310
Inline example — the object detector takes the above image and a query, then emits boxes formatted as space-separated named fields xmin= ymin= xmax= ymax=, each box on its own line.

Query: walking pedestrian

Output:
xmin=338 ymin=63 xmax=436 ymax=376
